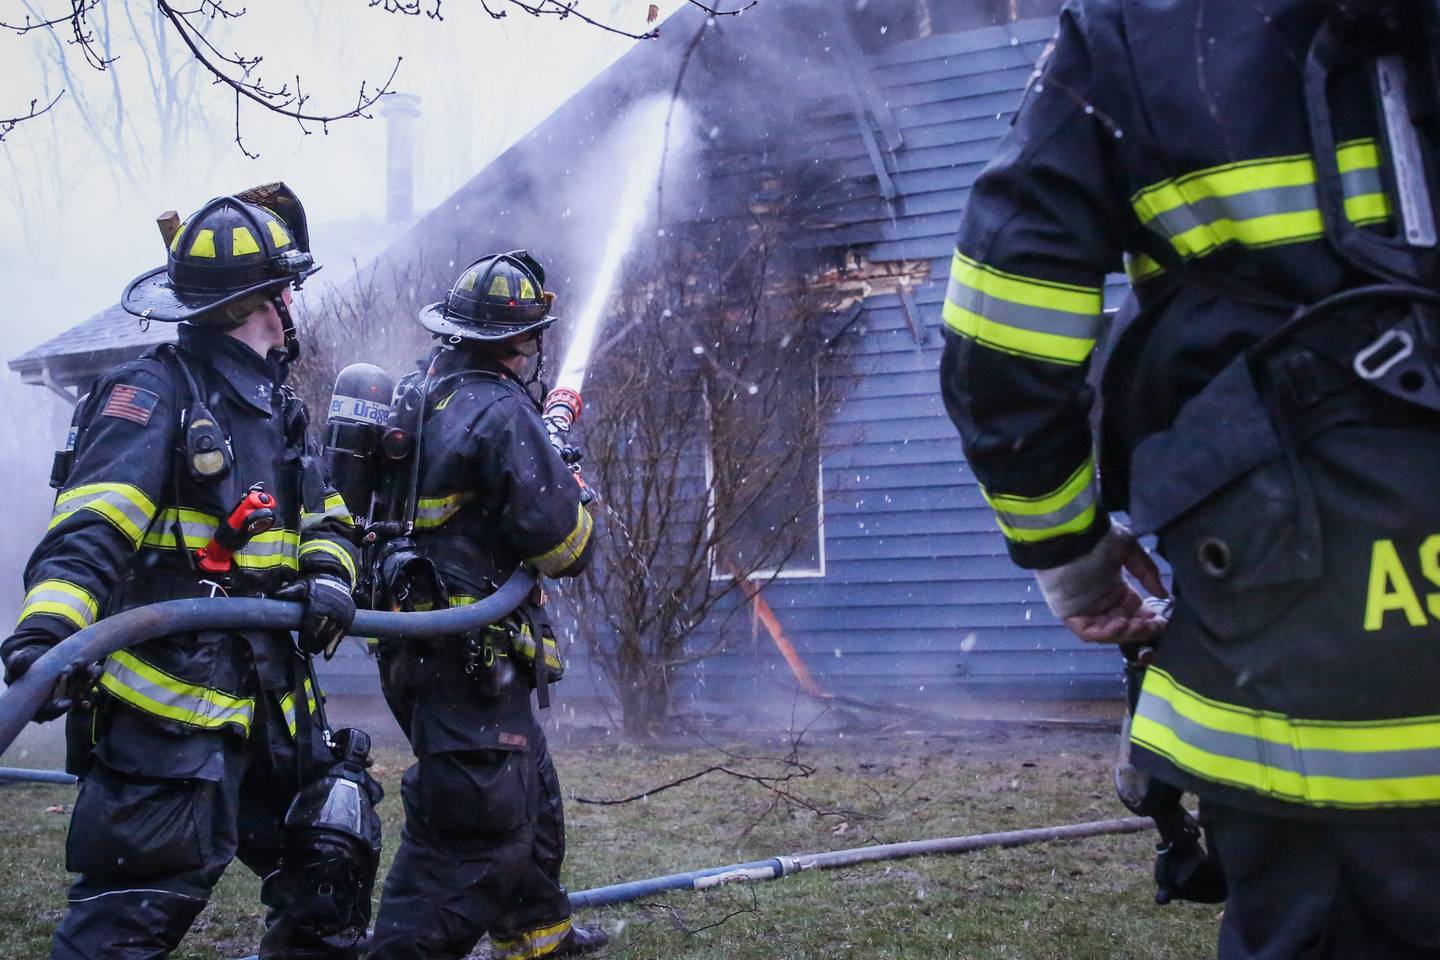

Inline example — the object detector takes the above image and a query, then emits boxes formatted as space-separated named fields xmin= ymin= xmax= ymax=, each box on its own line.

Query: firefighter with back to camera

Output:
xmin=939 ymin=0 xmax=1440 ymax=956
xmin=354 ymin=251 xmax=608 ymax=959
xmin=0 ymin=184 xmax=382 ymax=959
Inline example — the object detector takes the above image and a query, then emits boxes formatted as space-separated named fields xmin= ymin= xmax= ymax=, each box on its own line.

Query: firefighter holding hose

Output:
xmin=0 ymin=186 xmax=375 ymax=958
xmin=364 ymin=251 xmax=608 ymax=959
xmin=940 ymin=0 xmax=1440 ymax=956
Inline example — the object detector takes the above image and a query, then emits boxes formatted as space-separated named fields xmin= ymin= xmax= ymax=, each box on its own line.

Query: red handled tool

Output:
xmin=197 ymin=483 xmax=277 ymax=574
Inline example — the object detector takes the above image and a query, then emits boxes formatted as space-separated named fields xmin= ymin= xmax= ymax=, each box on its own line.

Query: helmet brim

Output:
xmin=121 ymin=262 xmax=322 ymax=323
xmin=417 ymin=301 xmax=556 ymax=342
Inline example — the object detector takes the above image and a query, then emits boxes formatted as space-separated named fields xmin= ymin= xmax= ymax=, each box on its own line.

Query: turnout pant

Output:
xmin=1210 ymin=804 xmax=1440 ymax=960
xmin=368 ymin=710 xmax=571 ymax=960
xmin=51 ymin=692 xmax=344 ymax=960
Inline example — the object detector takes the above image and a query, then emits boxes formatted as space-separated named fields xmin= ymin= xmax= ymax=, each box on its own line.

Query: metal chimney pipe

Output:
xmin=381 ymin=94 xmax=422 ymax=224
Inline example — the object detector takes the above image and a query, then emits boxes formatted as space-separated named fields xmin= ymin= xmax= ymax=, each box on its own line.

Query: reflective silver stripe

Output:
xmin=142 ymin=510 xmax=299 ymax=569
xmin=280 ymin=679 xmax=318 ymax=737
xmin=143 ymin=511 xmax=215 ymax=549
xmin=528 ymin=505 xmax=594 ymax=576
xmin=302 ymin=495 xmax=354 ymax=531
xmin=415 ymin=493 xmax=472 ymax=529
xmin=99 ymin=652 xmax=254 ymax=733
xmin=493 ymin=918 xmax=573 ymax=959
xmin=943 ymin=272 xmax=1103 ymax=341
xmin=299 ymin=539 xmax=357 ymax=583
xmin=1145 ymin=172 xmax=1385 ymax=241
xmin=1136 ymin=690 xmax=1440 ymax=783
xmin=987 ymin=478 xmax=1097 ymax=532
xmin=51 ymin=484 xmax=157 ymax=545
xmin=238 ymin=536 xmax=299 ymax=561
xmin=19 ymin=580 xmax=99 ymax=629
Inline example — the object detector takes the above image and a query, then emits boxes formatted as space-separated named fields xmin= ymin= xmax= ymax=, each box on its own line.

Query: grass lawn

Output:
xmin=0 ymin=723 xmax=1221 ymax=959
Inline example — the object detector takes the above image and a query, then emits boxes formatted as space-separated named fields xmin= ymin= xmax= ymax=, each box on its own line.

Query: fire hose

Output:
xmin=231 ymin=816 xmax=1156 ymax=960
xmin=0 ymin=566 xmax=536 ymax=760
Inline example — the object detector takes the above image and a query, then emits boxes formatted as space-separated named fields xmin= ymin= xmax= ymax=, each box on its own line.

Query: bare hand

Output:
xmin=1063 ymin=537 xmax=1170 ymax=645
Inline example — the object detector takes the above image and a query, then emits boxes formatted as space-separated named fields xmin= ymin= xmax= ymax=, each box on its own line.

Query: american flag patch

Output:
xmin=100 ymin=383 xmax=160 ymax=426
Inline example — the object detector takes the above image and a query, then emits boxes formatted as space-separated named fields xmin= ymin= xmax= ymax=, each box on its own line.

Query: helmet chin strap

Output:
xmin=527 ymin=331 xmax=548 ymax=391
xmin=272 ymin=291 xmax=301 ymax=362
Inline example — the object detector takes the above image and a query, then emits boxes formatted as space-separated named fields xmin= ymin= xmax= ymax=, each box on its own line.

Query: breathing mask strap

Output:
xmin=273 ymin=290 xmax=301 ymax=362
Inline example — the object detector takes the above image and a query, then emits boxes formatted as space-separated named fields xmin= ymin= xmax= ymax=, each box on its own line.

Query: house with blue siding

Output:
xmin=13 ymin=1 xmax=1128 ymax=712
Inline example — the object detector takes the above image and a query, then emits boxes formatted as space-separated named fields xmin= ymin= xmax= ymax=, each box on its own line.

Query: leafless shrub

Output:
xmin=567 ymin=206 xmax=855 ymax=735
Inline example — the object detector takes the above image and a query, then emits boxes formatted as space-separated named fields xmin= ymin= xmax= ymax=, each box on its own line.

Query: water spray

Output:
xmin=542 ymin=96 xmax=684 ymax=457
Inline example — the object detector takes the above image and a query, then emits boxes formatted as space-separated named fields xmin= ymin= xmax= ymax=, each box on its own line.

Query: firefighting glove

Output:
xmin=1033 ymin=522 xmax=1169 ymax=645
xmin=276 ymin=575 xmax=356 ymax=659
xmin=3 ymin=641 xmax=103 ymax=723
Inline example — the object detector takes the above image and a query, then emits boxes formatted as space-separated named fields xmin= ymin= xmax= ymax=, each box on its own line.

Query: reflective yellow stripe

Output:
xmin=942 ymin=251 xmax=1102 ymax=366
xmin=302 ymin=493 xmax=355 ymax=531
xmin=414 ymin=492 xmax=473 ymax=530
xmin=980 ymin=458 xmax=1098 ymax=545
xmin=188 ymin=228 xmax=217 ymax=259
xmin=18 ymin=579 xmax=99 ymax=630
xmin=266 ymin=219 xmax=291 ymax=248
xmin=142 ymin=507 xmax=300 ymax=570
xmin=50 ymin=482 xmax=158 ymax=547
xmin=299 ymin=539 xmax=358 ymax=585
xmin=1132 ymin=139 xmax=1392 ymax=260
xmin=492 ymin=918 xmax=573 ymax=960
xmin=1132 ymin=666 xmax=1440 ymax=809
xmin=527 ymin=504 xmax=594 ymax=576
xmin=510 ymin=623 xmax=563 ymax=670
xmin=280 ymin=678 xmax=319 ymax=737
xmin=231 ymin=226 xmax=261 ymax=256
xmin=99 ymin=650 xmax=254 ymax=734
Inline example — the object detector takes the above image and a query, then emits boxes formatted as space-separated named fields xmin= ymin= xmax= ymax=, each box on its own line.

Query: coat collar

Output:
xmin=177 ymin=324 xmax=287 ymax=417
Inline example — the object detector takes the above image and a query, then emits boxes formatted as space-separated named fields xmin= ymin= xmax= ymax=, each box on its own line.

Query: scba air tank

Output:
xmin=323 ymin=363 xmax=395 ymax=523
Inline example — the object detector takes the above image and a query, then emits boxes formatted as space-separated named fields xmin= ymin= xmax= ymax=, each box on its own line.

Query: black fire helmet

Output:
xmin=121 ymin=183 xmax=319 ymax=323
xmin=417 ymin=250 xmax=557 ymax=343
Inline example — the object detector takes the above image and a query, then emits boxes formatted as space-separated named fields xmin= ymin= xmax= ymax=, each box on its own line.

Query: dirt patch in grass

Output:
xmin=0 ymin=725 xmax=1220 ymax=959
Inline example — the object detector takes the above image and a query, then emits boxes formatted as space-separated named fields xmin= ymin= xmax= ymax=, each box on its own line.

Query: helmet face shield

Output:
xmin=122 ymin=184 xmax=321 ymax=323
xmin=418 ymin=250 xmax=557 ymax=342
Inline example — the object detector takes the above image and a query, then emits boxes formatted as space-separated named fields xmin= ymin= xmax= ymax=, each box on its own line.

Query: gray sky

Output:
xmin=0 ymin=0 xmax=685 ymax=355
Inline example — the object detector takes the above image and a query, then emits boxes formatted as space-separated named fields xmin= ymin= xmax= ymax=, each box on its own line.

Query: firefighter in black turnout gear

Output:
xmin=0 ymin=186 xmax=380 ymax=959
xmin=940 ymin=2 xmax=1440 ymax=957
xmin=366 ymin=251 xmax=608 ymax=960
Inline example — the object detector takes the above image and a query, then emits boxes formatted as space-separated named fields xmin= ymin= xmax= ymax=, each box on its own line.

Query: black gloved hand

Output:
xmin=3 ymin=642 xmax=102 ymax=723
xmin=276 ymin=575 xmax=356 ymax=659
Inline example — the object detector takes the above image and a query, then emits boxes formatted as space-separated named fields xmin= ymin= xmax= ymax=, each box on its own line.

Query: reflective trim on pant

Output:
xmin=99 ymin=650 xmax=255 ymax=734
xmin=492 ymin=918 xmax=574 ymax=960
xmin=53 ymin=696 xmax=343 ymax=960
xmin=18 ymin=578 xmax=99 ymax=630
xmin=280 ymin=677 xmax=319 ymax=738
xmin=1132 ymin=666 xmax=1440 ymax=809
xmin=526 ymin=504 xmax=594 ymax=576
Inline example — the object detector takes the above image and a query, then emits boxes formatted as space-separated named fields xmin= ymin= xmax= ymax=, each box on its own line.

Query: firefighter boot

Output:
xmin=552 ymin=923 xmax=610 ymax=956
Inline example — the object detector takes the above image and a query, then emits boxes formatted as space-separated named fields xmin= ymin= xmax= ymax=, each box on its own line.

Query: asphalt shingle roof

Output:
xmin=9 ymin=303 xmax=173 ymax=387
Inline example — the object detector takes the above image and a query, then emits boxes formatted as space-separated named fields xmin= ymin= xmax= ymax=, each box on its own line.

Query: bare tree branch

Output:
xmin=0 ymin=90 xmax=64 ymax=143
xmin=0 ymin=0 xmax=98 ymax=34
xmin=154 ymin=0 xmax=400 ymax=157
